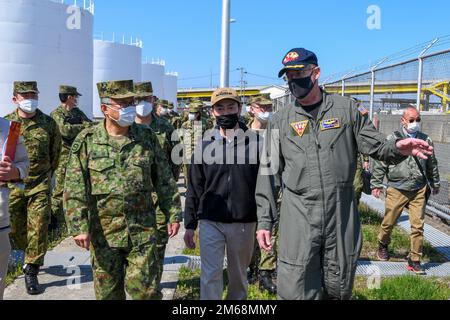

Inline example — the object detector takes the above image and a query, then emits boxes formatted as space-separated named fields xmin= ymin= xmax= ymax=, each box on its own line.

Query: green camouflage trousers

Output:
xmin=51 ymin=153 xmax=68 ymax=229
xmin=250 ymin=222 xmax=279 ymax=272
xmin=91 ymin=237 xmax=160 ymax=300
xmin=9 ymin=189 xmax=51 ymax=266
xmin=155 ymin=207 xmax=169 ymax=292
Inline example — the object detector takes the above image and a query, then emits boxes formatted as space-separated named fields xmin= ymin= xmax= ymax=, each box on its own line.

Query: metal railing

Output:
xmin=50 ymin=0 xmax=95 ymax=14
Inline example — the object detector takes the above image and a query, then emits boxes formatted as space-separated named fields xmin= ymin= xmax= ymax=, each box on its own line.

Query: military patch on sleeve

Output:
xmin=320 ymin=118 xmax=341 ymax=131
xmin=358 ymin=106 xmax=369 ymax=116
xmin=291 ymin=120 xmax=309 ymax=138
xmin=71 ymin=140 xmax=82 ymax=153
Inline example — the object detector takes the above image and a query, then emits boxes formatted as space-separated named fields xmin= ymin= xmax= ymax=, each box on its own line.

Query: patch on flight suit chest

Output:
xmin=290 ymin=120 xmax=309 ymax=138
xmin=320 ymin=118 xmax=341 ymax=131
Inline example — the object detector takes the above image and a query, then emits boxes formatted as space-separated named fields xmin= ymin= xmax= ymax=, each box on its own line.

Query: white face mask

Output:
xmin=256 ymin=112 xmax=273 ymax=123
xmin=188 ymin=113 xmax=197 ymax=121
xmin=136 ymin=101 xmax=153 ymax=117
xmin=160 ymin=108 xmax=168 ymax=116
xmin=406 ymin=122 xmax=421 ymax=134
xmin=18 ymin=99 xmax=39 ymax=114
xmin=108 ymin=105 xmax=136 ymax=127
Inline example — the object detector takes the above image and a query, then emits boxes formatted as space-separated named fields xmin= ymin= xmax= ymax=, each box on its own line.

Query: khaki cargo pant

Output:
xmin=378 ymin=186 xmax=427 ymax=262
xmin=9 ymin=188 xmax=51 ymax=266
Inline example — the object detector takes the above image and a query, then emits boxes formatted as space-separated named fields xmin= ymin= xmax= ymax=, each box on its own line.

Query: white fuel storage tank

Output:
xmin=92 ymin=39 xmax=142 ymax=118
xmin=142 ymin=62 xmax=165 ymax=100
xmin=164 ymin=72 xmax=178 ymax=109
xmin=0 ymin=0 xmax=94 ymax=117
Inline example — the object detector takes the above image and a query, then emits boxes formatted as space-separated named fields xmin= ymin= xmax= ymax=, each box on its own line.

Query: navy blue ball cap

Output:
xmin=278 ymin=48 xmax=318 ymax=78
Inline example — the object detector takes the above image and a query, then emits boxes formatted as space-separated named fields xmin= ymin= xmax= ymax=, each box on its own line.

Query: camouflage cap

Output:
xmin=134 ymin=82 xmax=153 ymax=98
xmin=211 ymin=88 xmax=240 ymax=106
xmin=14 ymin=81 xmax=40 ymax=94
xmin=189 ymin=99 xmax=204 ymax=109
xmin=60 ymin=85 xmax=82 ymax=96
xmin=189 ymin=105 xmax=201 ymax=113
xmin=156 ymin=99 xmax=170 ymax=107
xmin=168 ymin=102 xmax=175 ymax=110
xmin=249 ymin=94 xmax=272 ymax=106
xmin=97 ymin=80 xmax=135 ymax=99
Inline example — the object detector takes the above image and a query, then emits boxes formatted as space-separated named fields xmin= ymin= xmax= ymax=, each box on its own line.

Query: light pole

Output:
xmin=220 ymin=0 xmax=231 ymax=88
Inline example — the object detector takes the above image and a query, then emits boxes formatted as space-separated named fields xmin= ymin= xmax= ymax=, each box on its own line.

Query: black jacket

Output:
xmin=184 ymin=123 xmax=262 ymax=230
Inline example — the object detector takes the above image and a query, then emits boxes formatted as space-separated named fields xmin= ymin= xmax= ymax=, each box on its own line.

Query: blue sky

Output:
xmin=93 ymin=0 xmax=450 ymax=89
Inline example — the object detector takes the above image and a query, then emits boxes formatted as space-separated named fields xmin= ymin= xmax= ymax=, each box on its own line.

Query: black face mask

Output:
xmin=216 ymin=113 xmax=239 ymax=130
xmin=288 ymin=75 xmax=316 ymax=99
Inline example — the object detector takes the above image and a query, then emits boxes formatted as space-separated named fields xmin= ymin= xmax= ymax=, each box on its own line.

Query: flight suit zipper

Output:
xmin=310 ymin=121 xmax=327 ymax=238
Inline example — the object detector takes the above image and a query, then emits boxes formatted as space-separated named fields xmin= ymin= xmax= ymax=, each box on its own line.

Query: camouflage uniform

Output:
xmin=64 ymin=80 xmax=182 ymax=300
xmin=50 ymin=86 xmax=93 ymax=230
xmin=167 ymin=102 xmax=182 ymax=129
xmin=134 ymin=83 xmax=183 ymax=293
xmin=180 ymin=102 xmax=208 ymax=187
xmin=247 ymin=95 xmax=279 ymax=275
xmin=6 ymin=82 xmax=62 ymax=267
xmin=353 ymin=153 xmax=369 ymax=206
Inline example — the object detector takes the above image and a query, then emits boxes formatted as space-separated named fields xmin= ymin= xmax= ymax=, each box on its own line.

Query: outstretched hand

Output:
xmin=396 ymin=138 xmax=433 ymax=160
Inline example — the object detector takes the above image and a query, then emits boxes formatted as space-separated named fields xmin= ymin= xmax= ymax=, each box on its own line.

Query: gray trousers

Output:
xmin=199 ymin=220 xmax=256 ymax=300
xmin=0 ymin=230 xmax=11 ymax=300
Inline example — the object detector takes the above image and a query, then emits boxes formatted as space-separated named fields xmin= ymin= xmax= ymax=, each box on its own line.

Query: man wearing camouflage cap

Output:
xmin=50 ymin=85 xmax=94 ymax=233
xmin=64 ymin=80 xmax=182 ymax=300
xmin=166 ymin=102 xmax=181 ymax=128
xmin=134 ymin=81 xmax=182 ymax=298
xmin=6 ymin=81 xmax=62 ymax=295
xmin=179 ymin=100 xmax=209 ymax=188
xmin=255 ymin=48 xmax=434 ymax=300
xmin=155 ymin=99 xmax=170 ymax=118
xmin=143 ymin=98 xmax=180 ymax=181
xmin=246 ymin=94 xmax=278 ymax=295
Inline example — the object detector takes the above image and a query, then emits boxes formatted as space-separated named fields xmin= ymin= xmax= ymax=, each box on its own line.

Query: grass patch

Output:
xmin=359 ymin=203 xmax=446 ymax=263
xmin=5 ymin=263 xmax=23 ymax=287
xmin=353 ymin=276 xmax=450 ymax=300
xmin=173 ymin=266 xmax=201 ymax=300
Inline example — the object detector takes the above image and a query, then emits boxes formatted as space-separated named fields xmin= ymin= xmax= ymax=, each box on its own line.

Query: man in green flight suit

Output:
xmin=50 ymin=85 xmax=94 ymax=232
xmin=64 ymin=80 xmax=182 ymax=300
xmin=255 ymin=48 xmax=434 ymax=300
xmin=6 ymin=81 xmax=62 ymax=295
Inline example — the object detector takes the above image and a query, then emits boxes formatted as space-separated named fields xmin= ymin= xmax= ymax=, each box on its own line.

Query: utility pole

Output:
xmin=238 ymin=67 xmax=247 ymax=102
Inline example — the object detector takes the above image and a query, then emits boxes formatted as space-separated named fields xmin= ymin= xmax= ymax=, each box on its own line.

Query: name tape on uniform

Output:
xmin=291 ymin=120 xmax=309 ymax=138
xmin=320 ymin=118 xmax=341 ymax=131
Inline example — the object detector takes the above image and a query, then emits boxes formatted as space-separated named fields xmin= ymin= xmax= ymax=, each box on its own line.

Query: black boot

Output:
xmin=259 ymin=271 xmax=277 ymax=294
xmin=23 ymin=264 xmax=42 ymax=295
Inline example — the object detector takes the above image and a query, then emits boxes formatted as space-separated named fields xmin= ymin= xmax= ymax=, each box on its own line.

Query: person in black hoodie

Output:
xmin=184 ymin=88 xmax=262 ymax=300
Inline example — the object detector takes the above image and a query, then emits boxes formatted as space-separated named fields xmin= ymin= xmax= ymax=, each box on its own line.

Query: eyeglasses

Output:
xmin=406 ymin=118 xmax=421 ymax=123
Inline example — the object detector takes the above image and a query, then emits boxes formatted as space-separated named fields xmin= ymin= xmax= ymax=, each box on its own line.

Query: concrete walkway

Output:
xmin=4 ymin=180 xmax=190 ymax=300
